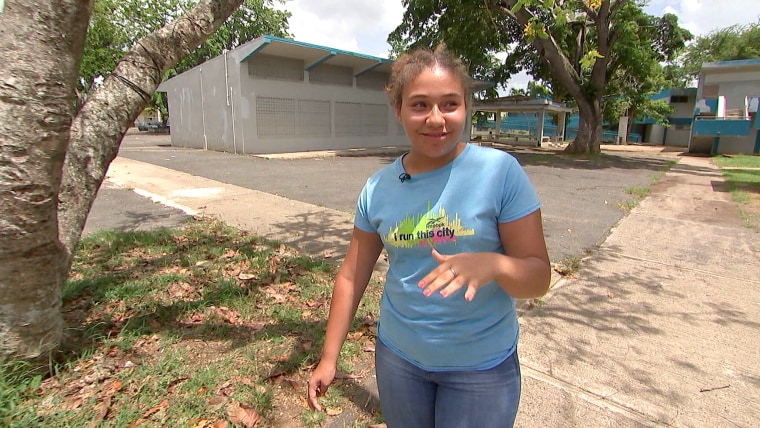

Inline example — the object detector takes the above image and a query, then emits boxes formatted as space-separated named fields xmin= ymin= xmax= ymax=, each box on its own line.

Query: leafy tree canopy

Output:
xmin=669 ymin=22 xmax=760 ymax=87
xmin=389 ymin=0 xmax=691 ymax=152
xmin=80 ymin=0 xmax=291 ymax=109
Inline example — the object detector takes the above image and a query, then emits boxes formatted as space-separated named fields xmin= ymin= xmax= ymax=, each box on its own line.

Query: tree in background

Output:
xmin=667 ymin=22 xmax=760 ymax=87
xmin=0 ymin=0 xmax=289 ymax=362
xmin=390 ymin=0 xmax=690 ymax=153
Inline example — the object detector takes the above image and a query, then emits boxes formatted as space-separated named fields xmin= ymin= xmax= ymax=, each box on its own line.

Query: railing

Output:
xmin=692 ymin=116 xmax=752 ymax=136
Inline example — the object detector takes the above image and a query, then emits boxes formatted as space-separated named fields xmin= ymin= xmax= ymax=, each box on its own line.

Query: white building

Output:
xmin=689 ymin=59 xmax=760 ymax=154
xmin=637 ymin=88 xmax=697 ymax=147
xmin=158 ymin=35 xmax=408 ymax=155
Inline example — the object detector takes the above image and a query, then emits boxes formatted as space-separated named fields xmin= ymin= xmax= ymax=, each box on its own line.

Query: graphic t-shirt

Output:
xmin=355 ymin=143 xmax=541 ymax=371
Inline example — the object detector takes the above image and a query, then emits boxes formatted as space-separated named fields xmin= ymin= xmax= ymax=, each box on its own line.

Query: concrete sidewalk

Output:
xmin=517 ymin=155 xmax=760 ymax=427
xmin=106 ymin=157 xmax=357 ymax=263
xmin=105 ymin=153 xmax=760 ymax=426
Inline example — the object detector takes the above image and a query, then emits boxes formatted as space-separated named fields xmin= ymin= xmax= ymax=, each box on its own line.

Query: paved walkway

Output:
xmin=103 ymin=150 xmax=760 ymax=427
xmin=517 ymin=155 xmax=760 ymax=427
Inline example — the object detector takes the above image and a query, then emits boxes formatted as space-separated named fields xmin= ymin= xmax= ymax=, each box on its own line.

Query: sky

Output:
xmin=274 ymin=0 xmax=760 ymax=89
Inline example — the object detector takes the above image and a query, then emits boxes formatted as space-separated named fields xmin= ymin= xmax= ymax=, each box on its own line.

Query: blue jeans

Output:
xmin=375 ymin=339 xmax=521 ymax=428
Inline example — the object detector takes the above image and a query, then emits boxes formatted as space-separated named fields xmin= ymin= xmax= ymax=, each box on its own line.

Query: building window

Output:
xmin=248 ymin=55 xmax=304 ymax=81
xmin=670 ymin=95 xmax=689 ymax=103
xmin=357 ymin=71 xmax=390 ymax=91
xmin=309 ymin=64 xmax=353 ymax=87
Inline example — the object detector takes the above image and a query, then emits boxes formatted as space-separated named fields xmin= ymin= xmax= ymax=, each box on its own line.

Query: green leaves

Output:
xmin=80 ymin=0 xmax=290 ymax=94
xmin=579 ymin=49 xmax=604 ymax=70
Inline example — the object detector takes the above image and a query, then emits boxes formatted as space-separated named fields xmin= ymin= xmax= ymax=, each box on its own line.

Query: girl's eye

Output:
xmin=411 ymin=101 xmax=427 ymax=108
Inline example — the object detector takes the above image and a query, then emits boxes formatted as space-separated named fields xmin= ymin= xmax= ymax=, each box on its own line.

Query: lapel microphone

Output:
xmin=398 ymin=172 xmax=412 ymax=183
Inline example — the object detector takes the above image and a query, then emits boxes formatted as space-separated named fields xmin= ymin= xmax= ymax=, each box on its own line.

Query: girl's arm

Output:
xmin=307 ymin=227 xmax=384 ymax=410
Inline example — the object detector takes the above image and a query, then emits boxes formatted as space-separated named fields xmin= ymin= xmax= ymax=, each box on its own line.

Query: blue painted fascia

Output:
xmin=263 ymin=35 xmax=392 ymax=63
xmin=305 ymin=52 xmax=336 ymax=71
xmin=702 ymin=58 xmax=760 ymax=68
xmin=692 ymin=119 xmax=752 ymax=137
xmin=239 ymin=39 xmax=271 ymax=63
xmin=355 ymin=62 xmax=383 ymax=77
xmin=671 ymin=117 xmax=693 ymax=125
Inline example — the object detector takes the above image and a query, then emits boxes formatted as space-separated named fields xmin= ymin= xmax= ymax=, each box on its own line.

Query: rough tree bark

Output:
xmin=0 ymin=0 xmax=244 ymax=362
xmin=0 ymin=0 xmax=92 ymax=362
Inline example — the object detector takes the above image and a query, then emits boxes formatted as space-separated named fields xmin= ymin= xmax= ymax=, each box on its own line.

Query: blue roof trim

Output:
xmin=264 ymin=35 xmax=393 ymax=63
xmin=355 ymin=62 xmax=384 ymax=77
xmin=305 ymin=52 xmax=336 ymax=71
xmin=702 ymin=58 xmax=760 ymax=68
xmin=651 ymin=88 xmax=671 ymax=100
xmin=239 ymin=39 xmax=271 ymax=63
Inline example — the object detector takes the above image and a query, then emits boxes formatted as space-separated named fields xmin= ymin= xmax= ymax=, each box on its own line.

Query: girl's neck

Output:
xmin=403 ymin=142 xmax=465 ymax=175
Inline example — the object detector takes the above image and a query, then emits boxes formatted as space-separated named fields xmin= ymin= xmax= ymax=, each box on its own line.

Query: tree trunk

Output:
xmin=565 ymin=98 xmax=603 ymax=154
xmin=0 ymin=0 xmax=92 ymax=361
xmin=0 ymin=0 xmax=243 ymax=362
xmin=58 ymin=0 xmax=244 ymax=270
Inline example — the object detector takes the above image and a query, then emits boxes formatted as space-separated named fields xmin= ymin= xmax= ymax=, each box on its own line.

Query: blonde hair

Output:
xmin=385 ymin=45 xmax=471 ymax=111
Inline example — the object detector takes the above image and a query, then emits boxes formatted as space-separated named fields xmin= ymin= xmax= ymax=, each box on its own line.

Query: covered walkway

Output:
xmin=472 ymin=96 xmax=573 ymax=147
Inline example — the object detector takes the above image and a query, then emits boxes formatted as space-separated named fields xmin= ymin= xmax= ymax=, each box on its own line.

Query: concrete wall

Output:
xmin=164 ymin=51 xmax=408 ymax=155
xmin=234 ymin=58 xmax=406 ymax=154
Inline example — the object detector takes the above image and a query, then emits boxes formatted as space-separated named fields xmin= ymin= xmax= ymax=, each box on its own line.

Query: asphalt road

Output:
xmin=86 ymin=131 xmax=678 ymax=263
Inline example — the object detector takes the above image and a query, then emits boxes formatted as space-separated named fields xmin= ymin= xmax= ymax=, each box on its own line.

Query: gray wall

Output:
xmin=163 ymin=50 xmax=408 ymax=155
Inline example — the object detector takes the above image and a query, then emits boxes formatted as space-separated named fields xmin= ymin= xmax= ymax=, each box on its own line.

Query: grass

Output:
xmin=713 ymin=154 xmax=760 ymax=230
xmin=1 ymin=219 xmax=383 ymax=427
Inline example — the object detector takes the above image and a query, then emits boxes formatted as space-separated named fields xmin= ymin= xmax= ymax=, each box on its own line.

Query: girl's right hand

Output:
xmin=307 ymin=362 xmax=336 ymax=411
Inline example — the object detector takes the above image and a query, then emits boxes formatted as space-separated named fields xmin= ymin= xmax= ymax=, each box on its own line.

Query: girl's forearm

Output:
xmin=319 ymin=278 xmax=365 ymax=365
xmin=494 ymin=254 xmax=551 ymax=299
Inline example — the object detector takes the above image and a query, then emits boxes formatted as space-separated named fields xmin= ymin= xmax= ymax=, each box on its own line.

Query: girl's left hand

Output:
xmin=418 ymin=248 xmax=498 ymax=301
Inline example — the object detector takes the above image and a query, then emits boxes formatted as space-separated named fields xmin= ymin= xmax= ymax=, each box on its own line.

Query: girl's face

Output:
xmin=396 ymin=66 xmax=467 ymax=170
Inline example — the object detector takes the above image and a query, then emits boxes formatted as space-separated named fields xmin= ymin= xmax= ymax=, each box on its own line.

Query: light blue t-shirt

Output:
xmin=355 ymin=143 xmax=541 ymax=371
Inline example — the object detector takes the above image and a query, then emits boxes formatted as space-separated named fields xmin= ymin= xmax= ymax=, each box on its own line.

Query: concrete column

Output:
xmin=537 ymin=109 xmax=545 ymax=146
xmin=617 ymin=116 xmax=629 ymax=144
xmin=558 ymin=112 xmax=566 ymax=142
xmin=495 ymin=111 xmax=502 ymax=142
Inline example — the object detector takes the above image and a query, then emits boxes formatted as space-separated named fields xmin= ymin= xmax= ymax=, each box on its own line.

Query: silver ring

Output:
xmin=450 ymin=267 xmax=457 ymax=277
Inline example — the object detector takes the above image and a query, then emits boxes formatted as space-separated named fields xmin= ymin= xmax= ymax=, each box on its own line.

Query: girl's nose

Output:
xmin=426 ymin=105 xmax=444 ymax=126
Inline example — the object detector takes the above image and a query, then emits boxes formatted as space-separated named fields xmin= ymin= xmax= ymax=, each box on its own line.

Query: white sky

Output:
xmin=274 ymin=0 xmax=760 ymax=90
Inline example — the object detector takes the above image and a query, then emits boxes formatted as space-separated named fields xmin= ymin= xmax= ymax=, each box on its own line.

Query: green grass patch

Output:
xmin=1 ymin=218 xmax=383 ymax=427
xmin=715 ymin=160 xmax=760 ymax=230
xmin=713 ymin=154 xmax=760 ymax=168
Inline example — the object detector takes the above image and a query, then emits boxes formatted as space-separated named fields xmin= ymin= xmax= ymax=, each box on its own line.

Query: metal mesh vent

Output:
xmin=257 ymin=96 xmax=296 ymax=137
xmin=335 ymin=102 xmax=388 ymax=137
xmin=335 ymin=102 xmax=363 ymax=136
xmin=297 ymin=100 xmax=331 ymax=137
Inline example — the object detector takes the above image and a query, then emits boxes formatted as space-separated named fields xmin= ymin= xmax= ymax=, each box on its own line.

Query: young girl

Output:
xmin=307 ymin=46 xmax=550 ymax=427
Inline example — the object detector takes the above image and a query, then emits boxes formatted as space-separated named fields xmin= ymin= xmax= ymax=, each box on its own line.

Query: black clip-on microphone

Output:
xmin=398 ymin=172 xmax=412 ymax=183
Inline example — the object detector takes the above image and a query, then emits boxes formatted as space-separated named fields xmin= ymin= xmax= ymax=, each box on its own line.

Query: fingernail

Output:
xmin=423 ymin=288 xmax=431 ymax=296
xmin=418 ymin=281 xmax=425 ymax=288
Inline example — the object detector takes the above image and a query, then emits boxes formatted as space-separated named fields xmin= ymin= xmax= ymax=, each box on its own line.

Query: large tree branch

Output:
xmin=492 ymin=1 xmax=589 ymax=108
xmin=58 ymin=0 xmax=244 ymax=268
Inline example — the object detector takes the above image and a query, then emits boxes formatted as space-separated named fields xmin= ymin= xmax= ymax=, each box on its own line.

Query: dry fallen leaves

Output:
xmin=227 ymin=401 xmax=261 ymax=427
